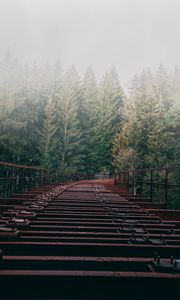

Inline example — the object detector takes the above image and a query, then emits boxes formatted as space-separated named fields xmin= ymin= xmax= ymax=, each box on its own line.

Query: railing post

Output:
xmin=44 ymin=170 xmax=46 ymax=185
xmin=20 ymin=167 xmax=24 ymax=193
xmin=48 ymin=170 xmax=50 ymax=184
xmin=9 ymin=166 xmax=13 ymax=197
xmin=127 ymin=171 xmax=130 ymax=191
xmin=133 ymin=171 xmax=135 ymax=195
xmin=150 ymin=170 xmax=153 ymax=202
xmin=165 ymin=168 xmax=168 ymax=208
xmin=114 ymin=173 xmax=117 ymax=185
xmin=139 ymin=172 xmax=143 ymax=196
xmin=39 ymin=170 xmax=41 ymax=187
xmin=33 ymin=169 xmax=35 ymax=188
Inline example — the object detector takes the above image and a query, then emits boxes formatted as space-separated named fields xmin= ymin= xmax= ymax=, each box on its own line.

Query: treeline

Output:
xmin=0 ymin=51 xmax=179 ymax=174
xmin=113 ymin=66 xmax=180 ymax=170
xmin=0 ymin=51 xmax=124 ymax=174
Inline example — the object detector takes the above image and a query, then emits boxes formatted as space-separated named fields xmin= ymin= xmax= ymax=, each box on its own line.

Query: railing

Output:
xmin=0 ymin=162 xmax=95 ymax=198
xmin=114 ymin=165 xmax=180 ymax=209
xmin=0 ymin=162 xmax=60 ymax=197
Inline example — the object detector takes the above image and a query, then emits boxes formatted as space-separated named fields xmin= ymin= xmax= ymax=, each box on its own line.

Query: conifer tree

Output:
xmin=95 ymin=68 xmax=124 ymax=172
xmin=39 ymin=97 xmax=58 ymax=168
xmin=82 ymin=67 xmax=99 ymax=174
xmin=0 ymin=51 xmax=179 ymax=174
xmin=55 ymin=67 xmax=83 ymax=173
xmin=112 ymin=68 xmax=175 ymax=170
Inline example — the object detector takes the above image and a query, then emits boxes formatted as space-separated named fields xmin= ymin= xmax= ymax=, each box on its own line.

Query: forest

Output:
xmin=0 ymin=51 xmax=179 ymax=175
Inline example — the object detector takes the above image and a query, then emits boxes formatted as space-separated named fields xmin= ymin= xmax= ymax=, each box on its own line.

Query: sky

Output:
xmin=0 ymin=0 xmax=180 ymax=86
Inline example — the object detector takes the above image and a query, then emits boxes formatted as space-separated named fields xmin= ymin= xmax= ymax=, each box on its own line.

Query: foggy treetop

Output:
xmin=0 ymin=0 xmax=180 ymax=173
xmin=0 ymin=51 xmax=179 ymax=173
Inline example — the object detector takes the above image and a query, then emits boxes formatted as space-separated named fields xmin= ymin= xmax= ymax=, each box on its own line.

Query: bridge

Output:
xmin=0 ymin=162 xmax=180 ymax=299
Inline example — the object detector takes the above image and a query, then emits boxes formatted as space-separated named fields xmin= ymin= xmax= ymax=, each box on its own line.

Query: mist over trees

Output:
xmin=0 ymin=51 xmax=179 ymax=174
xmin=113 ymin=66 xmax=180 ymax=170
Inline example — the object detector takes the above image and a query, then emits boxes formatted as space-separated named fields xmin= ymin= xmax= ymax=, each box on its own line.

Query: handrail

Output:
xmin=0 ymin=161 xmax=94 ymax=197
xmin=0 ymin=161 xmax=61 ymax=197
xmin=114 ymin=165 xmax=180 ymax=210
xmin=0 ymin=161 xmax=49 ymax=171
xmin=128 ymin=164 xmax=180 ymax=172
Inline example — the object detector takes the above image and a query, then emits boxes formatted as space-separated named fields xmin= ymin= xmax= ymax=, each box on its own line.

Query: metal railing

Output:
xmin=0 ymin=162 xmax=57 ymax=197
xmin=0 ymin=162 xmax=95 ymax=198
xmin=114 ymin=165 xmax=180 ymax=209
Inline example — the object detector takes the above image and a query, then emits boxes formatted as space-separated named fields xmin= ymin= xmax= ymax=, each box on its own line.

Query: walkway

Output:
xmin=0 ymin=180 xmax=180 ymax=299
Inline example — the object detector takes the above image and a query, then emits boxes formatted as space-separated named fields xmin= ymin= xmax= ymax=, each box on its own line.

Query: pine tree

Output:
xmin=82 ymin=67 xmax=99 ymax=174
xmin=112 ymin=68 xmax=175 ymax=170
xmin=95 ymin=68 xmax=124 ymax=172
xmin=55 ymin=67 xmax=83 ymax=173
xmin=39 ymin=97 xmax=58 ymax=168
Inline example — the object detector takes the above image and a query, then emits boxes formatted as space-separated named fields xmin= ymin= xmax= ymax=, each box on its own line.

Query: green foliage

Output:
xmin=0 ymin=51 xmax=179 ymax=176
xmin=39 ymin=97 xmax=58 ymax=168
xmin=93 ymin=69 xmax=124 ymax=172
xmin=55 ymin=66 xmax=83 ymax=173
xmin=112 ymin=67 xmax=180 ymax=171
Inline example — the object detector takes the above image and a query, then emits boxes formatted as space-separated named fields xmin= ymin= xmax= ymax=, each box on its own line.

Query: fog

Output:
xmin=0 ymin=0 xmax=180 ymax=86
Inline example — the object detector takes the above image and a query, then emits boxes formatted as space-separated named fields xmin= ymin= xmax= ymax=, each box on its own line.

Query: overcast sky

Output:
xmin=0 ymin=0 xmax=180 ymax=86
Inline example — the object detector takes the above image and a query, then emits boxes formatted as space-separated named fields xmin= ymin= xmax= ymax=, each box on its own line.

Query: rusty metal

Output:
xmin=0 ymin=162 xmax=94 ymax=198
xmin=115 ymin=165 xmax=180 ymax=209
xmin=0 ymin=179 xmax=180 ymax=299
